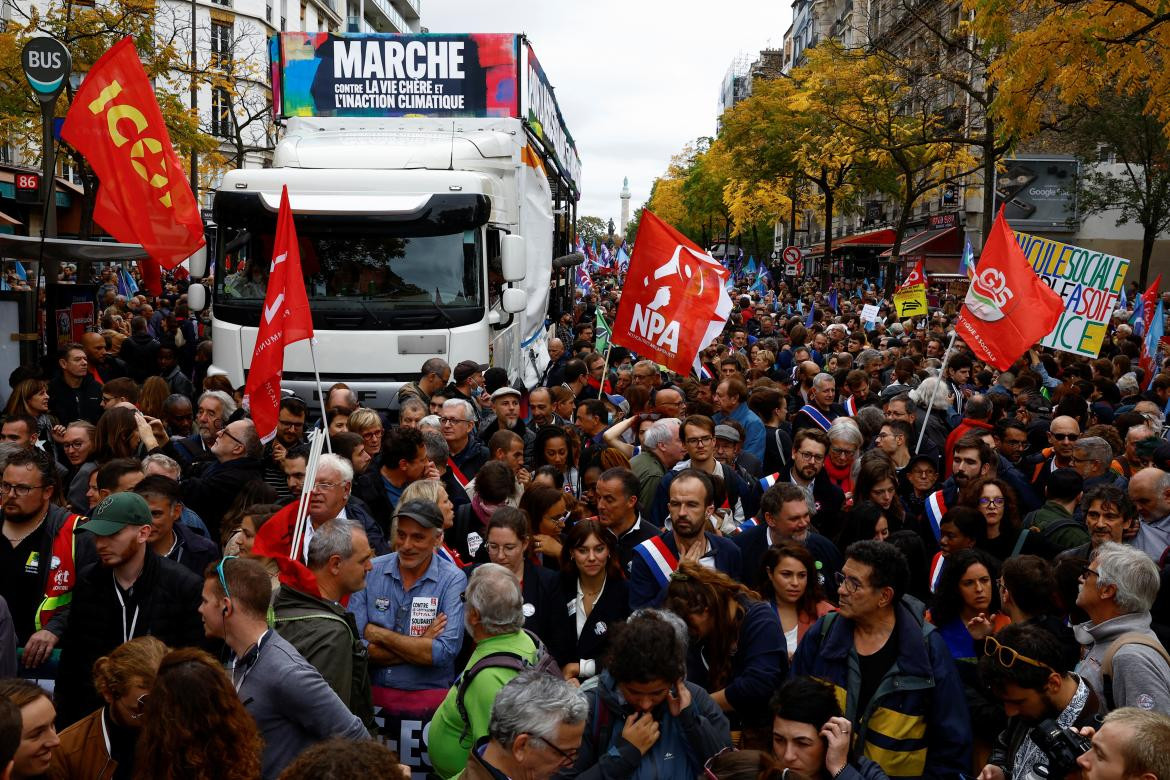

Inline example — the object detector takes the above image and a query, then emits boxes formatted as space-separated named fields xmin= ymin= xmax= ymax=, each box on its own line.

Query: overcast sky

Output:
xmin=421 ymin=1 xmax=791 ymax=227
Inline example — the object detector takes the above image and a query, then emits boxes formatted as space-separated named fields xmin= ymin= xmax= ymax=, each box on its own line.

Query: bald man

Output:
xmin=80 ymin=332 xmax=128 ymax=383
xmin=542 ymin=338 xmax=568 ymax=387
xmin=1028 ymin=415 xmax=1080 ymax=494
xmin=1130 ymin=467 xmax=1170 ymax=559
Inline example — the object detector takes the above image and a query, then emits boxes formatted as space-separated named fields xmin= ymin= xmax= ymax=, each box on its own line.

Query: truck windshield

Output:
xmin=218 ymin=229 xmax=481 ymax=305
xmin=211 ymin=192 xmax=488 ymax=328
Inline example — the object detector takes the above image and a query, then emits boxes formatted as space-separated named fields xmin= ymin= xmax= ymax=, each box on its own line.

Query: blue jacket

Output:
xmin=687 ymin=597 xmax=787 ymax=727
xmin=792 ymin=604 xmax=972 ymax=779
xmin=627 ymin=531 xmax=742 ymax=610
xmin=561 ymin=672 xmax=731 ymax=780
xmin=713 ymin=403 xmax=767 ymax=462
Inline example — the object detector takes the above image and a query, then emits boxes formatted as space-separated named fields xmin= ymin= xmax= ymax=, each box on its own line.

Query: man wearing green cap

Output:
xmin=53 ymin=492 xmax=204 ymax=728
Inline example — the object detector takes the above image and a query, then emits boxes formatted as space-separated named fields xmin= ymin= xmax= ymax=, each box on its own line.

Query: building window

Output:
xmin=266 ymin=0 xmax=272 ymax=22
xmin=211 ymin=21 xmax=232 ymax=68
xmin=59 ymin=156 xmax=83 ymax=185
xmin=0 ymin=139 xmax=12 ymax=164
xmin=210 ymin=0 xmax=230 ymax=6
xmin=211 ymin=87 xmax=233 ymax=137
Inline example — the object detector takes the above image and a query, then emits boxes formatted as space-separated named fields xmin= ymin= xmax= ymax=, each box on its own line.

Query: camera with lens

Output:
xmin=1026 ymin=718 xmax=1091 ymax=779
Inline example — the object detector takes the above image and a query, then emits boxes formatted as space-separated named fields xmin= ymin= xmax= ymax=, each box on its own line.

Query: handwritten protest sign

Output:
xmin=1013 ymin=232 xmax=1129 ymax=358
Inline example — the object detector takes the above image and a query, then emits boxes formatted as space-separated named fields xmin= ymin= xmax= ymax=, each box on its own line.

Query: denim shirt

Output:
xmin=348 ymin=551 xmax=466 ymax=690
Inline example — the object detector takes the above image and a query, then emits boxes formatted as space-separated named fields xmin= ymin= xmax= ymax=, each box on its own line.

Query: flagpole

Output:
xmin=915 ymin=330 xmax=958 ymax=455
xmin=290 ymin=426 xmax=325 ymax=564
xmin=308 ymin=338 xmax=333 ymax=453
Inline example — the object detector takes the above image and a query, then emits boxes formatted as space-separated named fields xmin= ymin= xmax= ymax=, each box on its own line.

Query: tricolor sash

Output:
xmin=447 ymin=458 xmax=470 ymax=488
xmin=925 ymin=490 xmax=947 ymax=541
xmin=843 ymin=396 xmax=858 ymax=416
xmin=633 ymin=536 xmax=679 ymax=588
xmin=737 ymin=517 xmax=760 ymax=533
xmin=929 ymin=551 xmax=946 ymax=593
xmin=760 ymin=472 xmax=781 ymax=491
xmin=798 ymin=405 xmax=833 ymax=432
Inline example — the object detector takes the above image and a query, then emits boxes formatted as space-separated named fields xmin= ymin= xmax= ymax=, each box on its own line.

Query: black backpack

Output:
xmin=454 ymin=629 xmax=561 ymax=743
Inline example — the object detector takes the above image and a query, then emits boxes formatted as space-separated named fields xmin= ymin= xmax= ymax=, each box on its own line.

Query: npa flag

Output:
xmin=611 ymin=211 xmax=732 ymax=376
xmin=61 ymin=38 xmax=205 ymax=295
xmin=242 ymin=187 xmax=314 ymax=443
xmin=955 ymin=207 xmax=1064 ymax=371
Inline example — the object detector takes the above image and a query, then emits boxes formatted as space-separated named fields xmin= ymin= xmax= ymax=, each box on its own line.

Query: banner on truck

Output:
xmin=524 ymin=44 xmax=582 ymax=194
xmin=275 ymin=33 xmax=521 ymax=118
xmin=1013 ymin=231 xmax=1129 ymax=359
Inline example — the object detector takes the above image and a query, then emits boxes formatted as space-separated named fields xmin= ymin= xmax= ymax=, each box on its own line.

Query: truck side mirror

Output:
xmin=502 ymin=287 xmax=527 ymax=313
xmin=187 ymin=283 xmax=207 ymax=312
xmin=187 ymin=246 xmax=208 ymax=278
xmin=501 ymin=235 xmax=525 ymax=282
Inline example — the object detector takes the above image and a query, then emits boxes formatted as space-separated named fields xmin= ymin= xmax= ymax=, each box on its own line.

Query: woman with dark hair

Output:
xmin=482 ymin=507 xmax=566 ymax=658
xmin=518 ymin=483 xmax=568 ymax=568
xmin=837 ymin=500 xmax=891 ymax=550
xmin=928 ymin=548 xmax=1009 ymax=660
xmin=958 ymin=475 xmax=1054 ymax=560
xmin=926 ymin=547 xmax=1009 ymax=766
xmin=665 ymin=561 xmax=786 ymax=748
xmin=4 ymin=378 xmax=57 ymax=455
xmin=138 ymin=376 xmax=170 ymax=421
xmin=92 ymin=406 xmax=143 ymax=463
xmin=532 ymin=424 xmax=579 ymax=498
xmin=133 ymin=647 xmax=263 ymax=780
xmin=771 ymin=676 xmax=887 ymax=780
xmin=557 ymin=519 xmax=629 ymax=680
xmin=851 ymin=458 xmax=904 ymax=532
xmin=530 ymin=465 xmax=564 ymax=491
xmin=758 ymin=542 xmax=834 ymax=659
xmin=451 ymin=460 xmax=511 ymax=564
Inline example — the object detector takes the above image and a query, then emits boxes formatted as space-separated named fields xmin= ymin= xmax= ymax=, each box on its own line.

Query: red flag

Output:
xmin=611 ymin=211 xmax=732 ymax=375
xmin=242 ymin=187 xmax=314 ymax=442
xmin=899 ymin=259 xmax=927 ymax=290
xmin=956 ymin=207 xmax=1064 ymax=371
xmin=61 ymin=38 xmax=204 ymax=295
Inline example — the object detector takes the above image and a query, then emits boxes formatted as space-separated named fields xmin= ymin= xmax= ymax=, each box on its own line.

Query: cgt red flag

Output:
xmin=899 ymin=258 xmax=927 ymax=290
xmin=242 ymin=187 xmax=313 ymax=443
xmin=611 ymin=211 xmax=732 ymax=375
xmin=61 ymin=37 xmax=204 ymax=295
xmin=956 ymin=207 xmax=1064 ymax=371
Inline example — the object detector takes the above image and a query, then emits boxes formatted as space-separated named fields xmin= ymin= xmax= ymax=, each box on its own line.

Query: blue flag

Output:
xmin=1120 ymin=284 xmax=1129 ymax=312
xmin=1146 ymin=300 xmax=1164 ymax=389
xmin=12 ymin=262 xmax=26 ymax=282
xmin=805 ymin=304 xmax=815 ymax=327
xmin=828 ymin=288 xmax=838 ymax=313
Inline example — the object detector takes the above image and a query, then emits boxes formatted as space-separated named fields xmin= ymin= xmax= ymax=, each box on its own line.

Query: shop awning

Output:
xmin=0 ymin=210 xmax=19 ymax=227
xmin=0 ymin=235 xmax=147 ymax=262
xmin=879 ymin=226 xmax=961 ymax=258
xmin=804 ymin=228 xmax=898 ymax=256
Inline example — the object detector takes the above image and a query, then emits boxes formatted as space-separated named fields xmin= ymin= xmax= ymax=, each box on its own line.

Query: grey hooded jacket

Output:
xmin=1074 ymin=611 xmax=1170 ymax=715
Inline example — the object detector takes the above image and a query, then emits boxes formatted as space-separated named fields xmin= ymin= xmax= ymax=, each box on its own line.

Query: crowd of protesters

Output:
xmin=0 ymin=267 xmax=1169 ymax=779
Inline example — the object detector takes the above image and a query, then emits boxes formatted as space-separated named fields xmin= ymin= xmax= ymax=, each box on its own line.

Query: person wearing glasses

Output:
xmin=258 ymin=397 xmax=307 ymax=501
xmin=346 ymin=408 xmax=385 ymax=470
xmin=0 ymin=449 xmax=93 ymax=671
xmin=1070 ymin=436 xmax=1128 ymax=492
xmin=199 ymin=556 xmax=367 ymax=779
xmin=55 ymin=493 xmax=204 ymax=729
xmin=458 ymin=670 xmax=587 ymax=780
xmin=1073 ymin=541 xmax=1170 ymax=715
xmin=1026 ymin=415 xmax=1081 ymax=496
xmin=50 ymin=636 xmax=168 ymax=780
xmin=177 ymin=418 xmax=264 ymax=541
xmin=958 ymin=476 xmax=1051 ymax=562
xmin=793 ymin=540 xmax=972 ymax=780
xmin=441 ymin=398 xmax=489 ymax=485
xmin=760 ymin=429 xmax=846 ymax=540
xmin=736 ymin=482 xmax=842 ymax=595
xmin=648 ymin=415 xmax=756 ymax=531
xmin=429 ymin=563 xmax=543 ymax=777
xmin=481 ymin=507 xmax=566 ymax=658
xmin=976 ymin=623 xmax=1098 ymax=780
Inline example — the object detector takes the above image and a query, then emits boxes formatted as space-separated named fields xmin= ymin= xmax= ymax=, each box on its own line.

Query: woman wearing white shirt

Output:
xmin=555 ymin=519 xmax=630 ymax=681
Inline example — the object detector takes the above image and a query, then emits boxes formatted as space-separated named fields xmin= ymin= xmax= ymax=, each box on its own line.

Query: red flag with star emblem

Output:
xmin=61 ymin=38 xmax=204 ymax=294
xmin=956 ymin=207 xmax=1064 ymax=370
xmin=611 ymin=211 xmax=732 ymax=375
xmin=242 ymin=187 xmax=313 ymax=443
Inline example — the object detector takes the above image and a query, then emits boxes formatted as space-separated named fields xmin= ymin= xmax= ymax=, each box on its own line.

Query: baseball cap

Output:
xmin=395 ymin=499 xmax=443 ymax=530
xmin=453 ymin=360 xmax=488 ymax=384
xmin=490 ymin=386 xmax=521 ymax=401
xmin=78 ymin=493 xmax=152 ymax=537
xmin=906 ymin=453 xmax=940 ymax=473
xmin=714 ymin=424 xmax=741 ymax=443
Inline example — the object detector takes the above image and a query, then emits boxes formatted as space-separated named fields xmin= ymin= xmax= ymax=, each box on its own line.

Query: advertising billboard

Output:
xmin=997 ymin=158 xmax=1080 ymax=231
